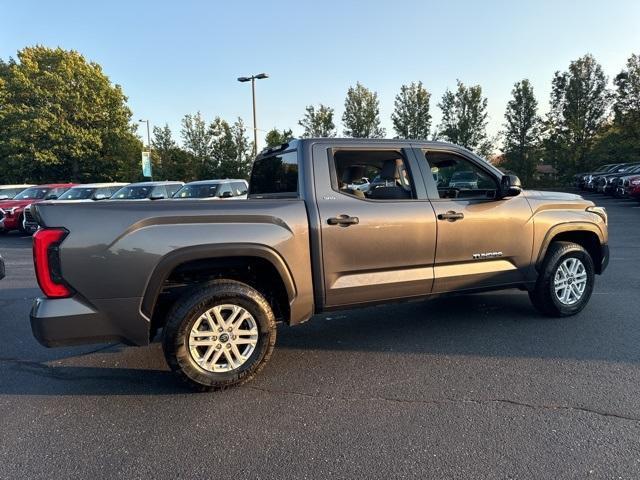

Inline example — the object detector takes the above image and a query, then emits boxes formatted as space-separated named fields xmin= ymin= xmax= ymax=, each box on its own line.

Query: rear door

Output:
xmin=313 ymin=143 xmax=437 ymax=307
xmin=416 ymin=147 xmax=534 ymax=293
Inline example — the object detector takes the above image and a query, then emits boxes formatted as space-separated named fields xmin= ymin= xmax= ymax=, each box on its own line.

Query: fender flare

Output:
xmin=141 ymin=243 xmax=297 ymax=318
xmin=535 ymin=222 xmax=605 ymax=268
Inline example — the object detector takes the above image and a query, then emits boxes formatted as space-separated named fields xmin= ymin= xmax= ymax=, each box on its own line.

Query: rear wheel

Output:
xmin=529 ymin=241 xmax=595 ymax=317
xmin=162 ymin=279 xmax=276 ymax=391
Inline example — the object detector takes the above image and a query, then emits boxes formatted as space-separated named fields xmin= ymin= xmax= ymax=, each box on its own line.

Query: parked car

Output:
xmin=616 ymin=174 xmax=640 ymax=198
xmin=0 ymin=254 xmax=4 ymax=280
xmin=628 ymin=178 xmax=640 ymax=200
xmin=22 ymin=183 xmax=128 ymax=234
xmin=574 ymin=164 xmax=618 ymax=190
xmin=594 ymin=164 xmax=640 ymax=194
xmin=111 ymin=181 xmax=183 ymax=200
xmin=584 ymin=163 xmax=629 ymax=191
xmin=29 ymin=139 xmax=609 ymax=391
xmin=0 ymin=184 xmax=74 ymax=234
xmin=173 ymin=179 xmax=248 ymax=200
xmin=0 ymin=184 xmax=34 ymax=200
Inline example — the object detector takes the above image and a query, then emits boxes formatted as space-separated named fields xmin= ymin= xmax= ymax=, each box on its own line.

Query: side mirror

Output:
xmin=93 ymin=194 xmax=108 ymax=201
xmin=45 ymin=194 xmax=58 ymax=200
xmin=150 ymin=193 xmax=165 ymax=200
xmin=499 ymin=175 xmax=522 ymax=198
xmin=220 ymin=191 xmax=233 ymax=198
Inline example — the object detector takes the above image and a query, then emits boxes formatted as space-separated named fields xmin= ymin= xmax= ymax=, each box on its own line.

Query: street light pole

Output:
xmin=237 ymin=73 xmax=269 ymax=156
xmin=139 ymin=119 xmax=153 ymax=181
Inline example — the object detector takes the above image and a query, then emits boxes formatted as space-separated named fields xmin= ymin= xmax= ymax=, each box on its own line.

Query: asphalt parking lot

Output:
xmin=0 ymin=193 xmax=639 ymax=479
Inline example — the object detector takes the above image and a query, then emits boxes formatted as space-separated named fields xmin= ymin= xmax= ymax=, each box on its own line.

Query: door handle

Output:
xmin=437 ymin=211 xmax=464 ymax=222
xmin=327 ymin=214 xmax=360 ymax=226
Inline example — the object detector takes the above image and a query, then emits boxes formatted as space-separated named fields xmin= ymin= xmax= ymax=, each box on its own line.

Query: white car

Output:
xmin=172 ymin=179 xmax=249 ymax=200
xmin=0 ymin=184 xmax=35 ymax=200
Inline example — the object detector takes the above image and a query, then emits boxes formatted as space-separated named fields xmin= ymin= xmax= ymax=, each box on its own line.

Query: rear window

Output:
xmin=249 ymin=150 xmax=298 ymax=198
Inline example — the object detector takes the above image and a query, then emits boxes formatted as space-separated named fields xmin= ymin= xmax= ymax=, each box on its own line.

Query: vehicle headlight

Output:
xmin=587 ymin=206 xmax=607 ymax=225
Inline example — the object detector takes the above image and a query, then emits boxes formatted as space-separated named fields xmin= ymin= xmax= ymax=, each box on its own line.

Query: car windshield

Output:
xmin=451 ymin=171 xmax=476 ymax=181
xmin=173 ymin=184 xmax=219 ymax=198
xmin=112 ymin=186 xmax=152 ymax=199
xmin=58 ymin=188 xmax=97 ymax=200
xmin=13 ymin=188 xmax=50 ymax=200
xmin=0 ymin=188 xmax=26 ymax=199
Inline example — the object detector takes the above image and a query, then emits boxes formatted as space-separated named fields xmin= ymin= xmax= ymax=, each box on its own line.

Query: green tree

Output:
xmin=342 ymin=82 xmax=385 ymax=138
xmin=152 ymin=124 xmax=195 ymax=180
xmin=210 ymin=117 xmax=253 ymax=179
xmin=544 ymin=54 xmax=610 ymax=176
xmin=391 ymin=81 xmax=431 ymax=139
xmin=0 ymin=46 xmax=140 ymax=182
xmin=436 ymin=80 xmax=492 ymax=156
xmin=501 ymin=79 xmax=541 ymax=184
xmin=298 ymin=104 xmax=336 ymax=137
xmin=181 ymin=111 xmax=212 ymax=178
xmin=265 ymin=128 xmax=294 ymax=147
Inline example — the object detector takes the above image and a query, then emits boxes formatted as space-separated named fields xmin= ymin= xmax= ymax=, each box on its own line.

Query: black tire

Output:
xmin=162 ymin=279 xmax=276 ymax=391
xmin=529 ymin=241 xmax=595 ymax=317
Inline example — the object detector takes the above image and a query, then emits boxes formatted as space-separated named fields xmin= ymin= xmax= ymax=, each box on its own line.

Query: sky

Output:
xmin=1 ymin=0 xmax=639 ymax=150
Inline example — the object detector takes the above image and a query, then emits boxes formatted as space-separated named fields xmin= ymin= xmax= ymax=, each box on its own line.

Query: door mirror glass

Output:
xmin=220 ymin=190 xmax=233 ymax=198
xmin=500 ymin=175 xmax=522 ymax=198
xmin=150 ymin=193 xmax=165 ymax=200
xmin=45 ymin=194 xmax=58 ymax=200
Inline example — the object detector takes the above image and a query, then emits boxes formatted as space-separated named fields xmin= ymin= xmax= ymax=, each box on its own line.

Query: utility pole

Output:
xmin=237 ymin=73 xmax=269 ymax=156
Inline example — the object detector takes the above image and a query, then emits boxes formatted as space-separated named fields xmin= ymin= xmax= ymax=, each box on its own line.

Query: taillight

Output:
xmin=33 ymin=228 xmax=73 ymax=298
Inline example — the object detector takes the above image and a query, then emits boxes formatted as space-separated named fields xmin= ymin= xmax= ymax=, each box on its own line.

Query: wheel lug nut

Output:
xmin=218 ymin=327 xmax=223 ymax=332
xmin=226 ymin=344 xmax=232 ymax=349
xmin=216 ymin=344 xmax=222 ymax=349
xmin=227 ymin=327 xmax=232 ymax=332
xmin=232 ymin=335 xmax=236 ymax=340
xmin=212 ymin=336 xmax=217 ymax=341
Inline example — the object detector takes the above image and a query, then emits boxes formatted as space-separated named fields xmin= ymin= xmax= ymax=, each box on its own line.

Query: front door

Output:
xmin=313 ymin=145 xmax=438 ymax=307
xmin=419 ymin=148 xmax=534 ymax=293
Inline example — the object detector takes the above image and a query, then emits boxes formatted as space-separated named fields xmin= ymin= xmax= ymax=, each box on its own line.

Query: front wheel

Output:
xmin=162 ymin=280 xmax=277 ymax=391
xmin=529 ymin=241 xmax=595 ymax=317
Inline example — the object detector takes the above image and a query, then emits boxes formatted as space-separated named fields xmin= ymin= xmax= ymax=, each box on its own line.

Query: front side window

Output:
xmin=249 ymin=150 xmax=298 ymax=198
xmin=332 ymin=149 xmax=415 ymax=200
xmin=425 ymin=151 xmax=498 ymax=200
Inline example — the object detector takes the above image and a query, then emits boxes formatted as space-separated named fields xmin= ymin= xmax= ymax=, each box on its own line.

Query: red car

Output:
xmin=629 ymin=177 xmax=640 ymax=200
xmin=0 ymin=183 xmax=75 ymax=233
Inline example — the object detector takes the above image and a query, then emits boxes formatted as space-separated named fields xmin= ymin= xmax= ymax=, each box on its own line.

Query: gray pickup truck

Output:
xmin=30 ymin=139 xmax=609 ymax=390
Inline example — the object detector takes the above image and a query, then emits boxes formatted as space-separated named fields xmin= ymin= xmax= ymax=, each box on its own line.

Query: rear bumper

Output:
xmin=30 ymin=296 xmax=149 ymax=347
xmin=599 ymin=244 xmax=609 ymax=274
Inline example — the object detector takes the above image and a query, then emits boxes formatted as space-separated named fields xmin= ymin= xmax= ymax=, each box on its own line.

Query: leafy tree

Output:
xmin=181 ymin=111 xmax=213 ymax=178
xmin=342 ymin=82 xmax=385 ymax=138
xmin=501 ymin=79 xmax=541 ymax=184
xmin=0 ymin=46 xmax=140 ymax=182
xmin=391 ymin=81 xmax=431 ymax=139
xmin=265 ymin=128 xmax=294 ymax=147
xmin=298 ymin=104 xmax=336 ymax=137
xmin=437 ymin=80 xmax=492 ymax=157
xmin=210 ymin=117 xmax=253 ymax=179
xmin=152 ymin=124 xmax=195 ymax=180
xmin=543 ymin=54 xmax=610 ymax=176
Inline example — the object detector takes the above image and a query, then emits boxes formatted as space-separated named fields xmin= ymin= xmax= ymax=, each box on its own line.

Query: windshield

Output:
xmin=451 ymin=171 xmax=476 ymax=181
xmin=13 ymin=188 xmax=50 ymax=200
xmin=58 ymin=188 xmax=97 ymax=200
xmin=0 ymin=188 xmax=27 ymax=199
xmin=112 ymin=185 xmax=152 ymax=199
xmin=174 ymin=184 xmax=219 ymax=198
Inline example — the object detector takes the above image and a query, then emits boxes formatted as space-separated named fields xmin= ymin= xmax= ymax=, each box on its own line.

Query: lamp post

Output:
xmin=138 ymin=119 xmax=152 ymax=180
xmin=237 ymin=73 xmax=269 ymax=156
